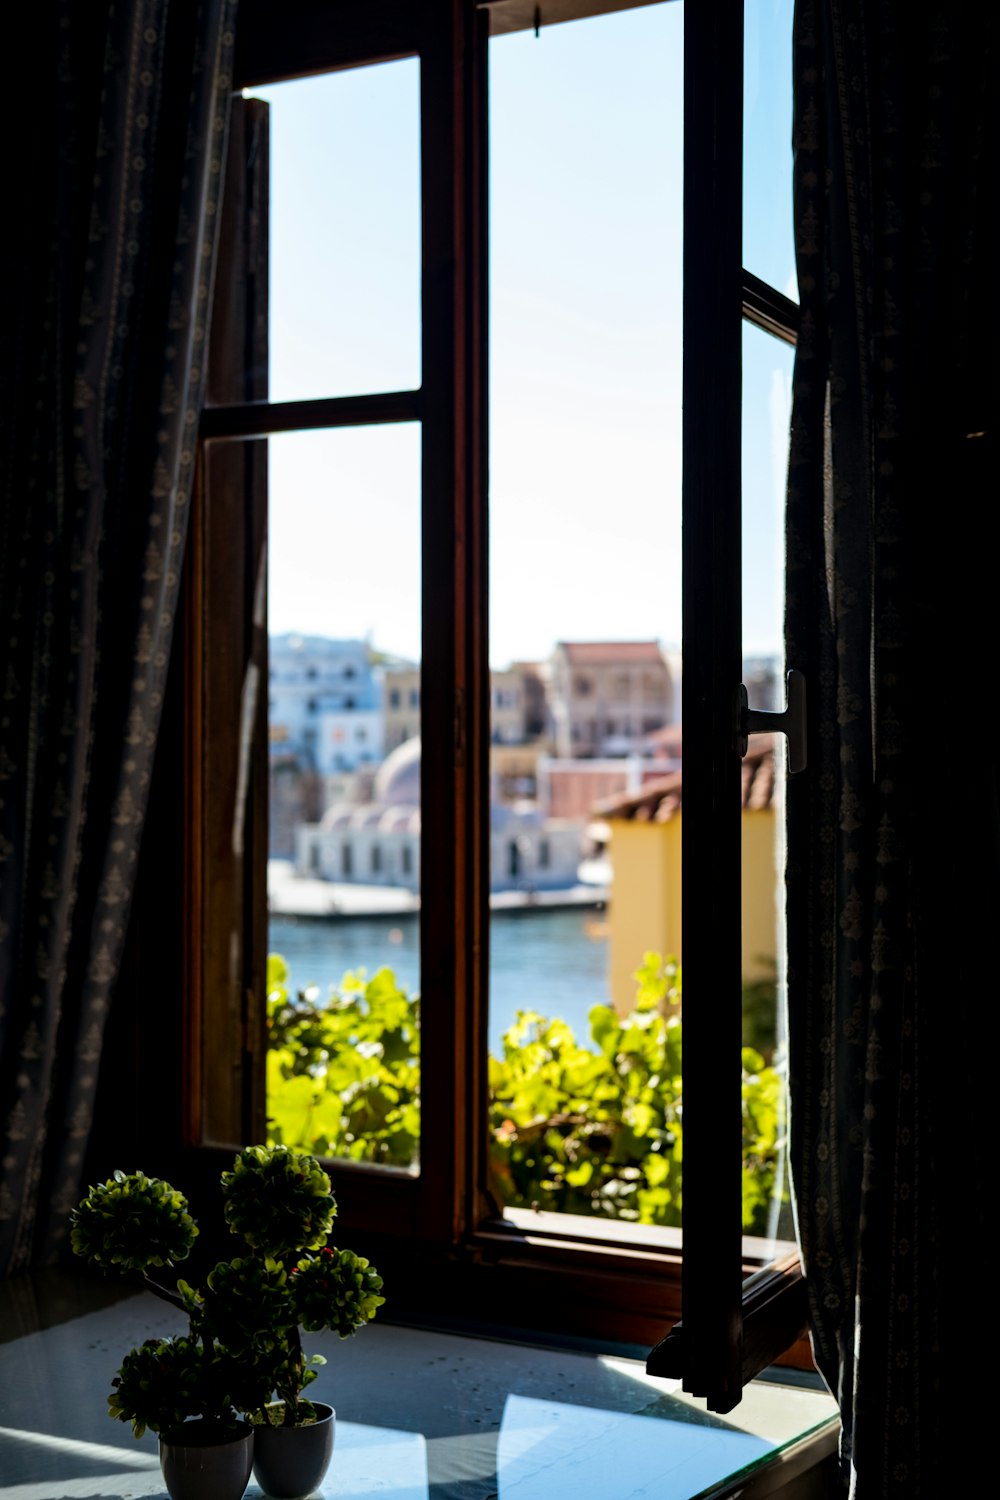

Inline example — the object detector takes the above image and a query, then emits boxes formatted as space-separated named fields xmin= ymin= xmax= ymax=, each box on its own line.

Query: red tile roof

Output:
xmin=556 ymin=641 xmax=667 ymax=665
xmin=594 ymin=736 xmax=776 ymax=822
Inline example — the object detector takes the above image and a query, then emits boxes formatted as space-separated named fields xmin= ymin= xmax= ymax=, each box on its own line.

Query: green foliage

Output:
xmin=266 ymin=950 xmax=787 ymax=1236
xmin=291 ymin=1247 xmax=385 ymax=1336
xmin=108 ymin=1338 xmax=208 ymax=1440
xmin=267 ymin=956 xmax=420 ymax=1167
xmin=741 ymin=961 xmax=780 ymax=1061
xmin=221 ymin=1145 xmax=337 ymax=1256
xmin=70 ymin=1170 xmax=198 ymax=1274
xmin=71 ymin=1148 xmax=383 ymax=1435
xmin=488 ymin=959 xmax=684 ymax=1223
xmin=199 ymin=1256 xmax=292 ymax=1367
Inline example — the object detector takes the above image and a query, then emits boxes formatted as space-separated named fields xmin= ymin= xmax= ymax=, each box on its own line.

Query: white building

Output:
xmin=296 ymin=737 xmax=586 ymax=894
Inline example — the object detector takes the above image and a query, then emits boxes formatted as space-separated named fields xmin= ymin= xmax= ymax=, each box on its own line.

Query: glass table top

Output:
xmin=0 ymin=1274 xmax=839 ymax=1500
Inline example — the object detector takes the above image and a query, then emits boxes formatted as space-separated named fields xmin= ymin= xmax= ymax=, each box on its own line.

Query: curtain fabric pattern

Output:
xmin=0 ymin=0 xmax=237 ymax=1275
xmin=786 ymin=1 xmax=995 ymax=1494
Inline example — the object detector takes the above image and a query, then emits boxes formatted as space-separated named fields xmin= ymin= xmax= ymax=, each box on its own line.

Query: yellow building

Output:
xmin=595 ymin=740 xmax=779 ymax=1012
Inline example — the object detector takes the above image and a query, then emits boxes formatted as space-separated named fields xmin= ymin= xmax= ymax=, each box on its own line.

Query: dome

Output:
xmin=379 ymin=804 xmax=419 ymax=840
xmin=318 ymin=803 xmax=356 ymax=832
xmin=349 ymin=805 xmax=386 ymax=831
xmin=373 ymin=735 xmax=421 ymax=808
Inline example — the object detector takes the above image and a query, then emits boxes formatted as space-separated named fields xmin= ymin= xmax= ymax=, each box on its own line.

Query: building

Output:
xmin=490 ymin=666 xmax=528 ymax=745
xmin=382 ymin=663 xmax=422 ymax=752
xmin=297 ymin=736 xmax=587 ymax=895
xmin=594 ymin=738 xmax=779 ymax=1012
xmin=742 ymin=655 xmax=782 ymax=714
xmin=269 ymin=634 xmax=383 ymax=773
xmin=297 ymin=737 xmax=422 ymax=890
xmin=538 ymin=751 xmax=681 ymax=821
xmin=547 ymin=641 xmax=676 ymax=758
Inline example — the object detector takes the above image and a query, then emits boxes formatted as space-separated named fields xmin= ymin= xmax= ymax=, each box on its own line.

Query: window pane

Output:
xmin=248 ymin=59 xmax=420 ymax=402
xmin=743 ymin=0 xmax=796 ymax=298
xmin=741 ymin=319 xmax=795 ymax=1251
xmin=487 ymin=1 xmax=684 ymax=1227
xmin=266 ymin=424 xmax=421 ymax=1172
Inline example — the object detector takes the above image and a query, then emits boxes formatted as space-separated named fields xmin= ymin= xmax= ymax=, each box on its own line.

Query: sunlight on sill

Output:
xmin=496 ymin=1206 xmax=797 ymax=1267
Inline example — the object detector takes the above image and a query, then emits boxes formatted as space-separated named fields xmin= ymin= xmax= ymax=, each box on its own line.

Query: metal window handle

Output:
xmin=739 ymin=668 xmax=807 ymax=774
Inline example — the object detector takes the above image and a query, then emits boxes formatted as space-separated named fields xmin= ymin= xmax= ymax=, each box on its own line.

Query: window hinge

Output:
xmin=739 ymin=669 xmax=807 ymax=774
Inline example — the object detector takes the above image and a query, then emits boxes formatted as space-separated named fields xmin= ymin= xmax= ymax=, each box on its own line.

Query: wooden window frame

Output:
xmin=168 ymin=0 xmax=813 ymax=1400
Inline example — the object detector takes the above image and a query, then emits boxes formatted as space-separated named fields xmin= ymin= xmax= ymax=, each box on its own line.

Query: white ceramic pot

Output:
xmin=251 ymin=1401 xmax=336 ymax=1499
xmin=158 ymin=1420 xmax=254 ymax=1500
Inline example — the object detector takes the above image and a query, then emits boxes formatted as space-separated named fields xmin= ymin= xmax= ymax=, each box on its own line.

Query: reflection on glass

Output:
xmin=498 ymin=1393 xmax=774 ymax=1500
xmin=248 ymin=60 xmax=420 ymax=402
xmin=266 ymin=425 xmax=421 ymax=1171
xmin=487 ymin=3 xmax=684 ymax=1227
xmin=741 ymin=320 xmax=795 ymax=1248
xmin=744 ymin=0 xmax=796 ymax=298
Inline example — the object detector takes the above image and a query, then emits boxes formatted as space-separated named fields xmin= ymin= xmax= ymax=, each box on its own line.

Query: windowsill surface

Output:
xmin=0 ymin=1271 xmax=838 ymax=1500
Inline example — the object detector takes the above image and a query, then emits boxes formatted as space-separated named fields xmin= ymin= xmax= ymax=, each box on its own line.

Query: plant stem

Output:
xmin=140 ymin=1273 xmax=187 ymax=1312
xmin=284 ymin=1326 xmax=304 ymax=1426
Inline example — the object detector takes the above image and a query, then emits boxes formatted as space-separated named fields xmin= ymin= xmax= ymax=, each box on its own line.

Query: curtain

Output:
xmin=0 ymin=0 xmax=237 ymax=1274
xmin=785 ymin=1 xmax=995 ymax=1494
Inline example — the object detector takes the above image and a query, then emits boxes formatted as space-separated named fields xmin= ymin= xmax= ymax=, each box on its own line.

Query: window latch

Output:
xmin=739 ymin=668 xmax=806 ymax=774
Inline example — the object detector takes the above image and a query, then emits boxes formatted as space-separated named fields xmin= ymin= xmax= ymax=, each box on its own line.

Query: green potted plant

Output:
xmin=218 ymin=1145 xmax=385 ymax=1499
xmin=70 ymin=1145 xmax=384 ymax=1500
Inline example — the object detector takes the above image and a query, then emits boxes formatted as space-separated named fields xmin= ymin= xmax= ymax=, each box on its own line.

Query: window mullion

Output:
xmin=653 ymin=0 xmax=746 ymax=1412
xmin=418 ymin=0 xmax=489 ymax=1245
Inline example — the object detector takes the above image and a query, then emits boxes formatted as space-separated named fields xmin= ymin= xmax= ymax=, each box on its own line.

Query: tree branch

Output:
xmin=141 ymin=1272 xmax=188 ymax=1312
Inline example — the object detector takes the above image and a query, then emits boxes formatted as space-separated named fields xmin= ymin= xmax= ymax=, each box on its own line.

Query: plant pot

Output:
xmin=159 ymin=1420 xmax=254 ymax=1500
xmin=252 ymin=1402 xmax=336 ymax=1499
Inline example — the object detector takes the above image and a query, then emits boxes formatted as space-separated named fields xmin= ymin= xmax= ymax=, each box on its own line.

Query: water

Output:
xmin=268 ymin=906 xmax=612 ymax=1055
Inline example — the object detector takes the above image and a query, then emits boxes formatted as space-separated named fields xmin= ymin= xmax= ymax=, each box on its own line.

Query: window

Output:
xmin=193 ymin=0 xmax=807 ymax=1402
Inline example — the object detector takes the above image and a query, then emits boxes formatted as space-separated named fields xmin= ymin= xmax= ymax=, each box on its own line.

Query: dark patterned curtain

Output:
xmin=0 ymin=0 xmax=237 ymax=1273
xmin=786 ymin=1 xmax=995 ymax=1494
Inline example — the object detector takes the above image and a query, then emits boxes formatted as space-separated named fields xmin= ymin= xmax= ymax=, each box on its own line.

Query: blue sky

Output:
xmin=253 ymin=0 xmax=795 ymax=667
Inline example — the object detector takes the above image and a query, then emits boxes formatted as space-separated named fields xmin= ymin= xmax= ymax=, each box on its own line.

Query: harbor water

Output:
xmin=269 ymin=904 xmax=613 ymax=1056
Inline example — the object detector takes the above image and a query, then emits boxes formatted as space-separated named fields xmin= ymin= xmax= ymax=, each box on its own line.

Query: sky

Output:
xmin=252 ymin=0 xmax=795 ymax=669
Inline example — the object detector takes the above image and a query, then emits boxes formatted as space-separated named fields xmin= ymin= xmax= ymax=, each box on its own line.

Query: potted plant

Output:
xmin=69 ymin=1145 xmax=384 ymax=1500
xmin=217 ymin=1145 xmax=385 ymax=1499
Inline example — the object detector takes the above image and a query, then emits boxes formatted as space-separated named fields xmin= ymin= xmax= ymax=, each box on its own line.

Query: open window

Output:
xmin=187 ymin=0 xmax=810 ymax=1408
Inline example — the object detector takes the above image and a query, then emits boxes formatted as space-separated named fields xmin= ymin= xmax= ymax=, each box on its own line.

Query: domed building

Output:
xmin=297 ymin=737 xmax=421 ymax=889
xmin=372 ymin=734 xmax=421 ymax=808
xmin=296 ymin=736 xmax=587 ymax=895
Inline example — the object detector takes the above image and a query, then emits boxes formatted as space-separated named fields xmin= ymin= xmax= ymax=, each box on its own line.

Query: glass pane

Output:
xmin=741 ymin=319 xmax=795 ymax=1250
xmin=266 ymin=424 xmax=421 ymax=1172
xmin=487 ymin=1 xmax=684 ymax=1227
xmin=743 ymin=0 xmax=796 ymax=298
xmin=248 ymin=59 xmax=420 ymax=402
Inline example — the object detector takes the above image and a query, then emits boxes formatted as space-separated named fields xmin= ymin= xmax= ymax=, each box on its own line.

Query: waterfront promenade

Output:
xmin=268 ymin=859 xmax=609 ymax=921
